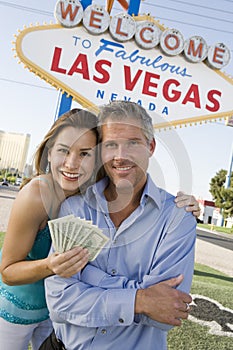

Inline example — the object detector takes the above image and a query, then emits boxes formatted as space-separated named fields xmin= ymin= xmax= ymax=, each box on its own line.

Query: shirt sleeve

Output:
xmin=45 ymin=274 xmax=137 ymax=327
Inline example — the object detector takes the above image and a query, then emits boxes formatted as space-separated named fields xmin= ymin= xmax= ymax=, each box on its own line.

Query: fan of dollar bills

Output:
xmin=48 ymin=215 xmax=109 ymax=261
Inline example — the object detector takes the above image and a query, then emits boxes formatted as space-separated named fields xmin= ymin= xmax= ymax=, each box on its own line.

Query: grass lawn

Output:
xmin=1 ymin=232 xmax=232 ymax=349
xmin=168 ymin=263 xmax=233 ymax=349
xmin=197 ymin=223 xmax=233 ymax=235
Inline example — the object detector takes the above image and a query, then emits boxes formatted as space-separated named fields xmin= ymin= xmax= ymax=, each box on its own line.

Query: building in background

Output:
xmin=0 ymin=130 xmax=30 ymax=175
xmin=198 ymin=199 xmax=233 ymax=228
xmin=198 ymin=199 xmax=216 ymax=224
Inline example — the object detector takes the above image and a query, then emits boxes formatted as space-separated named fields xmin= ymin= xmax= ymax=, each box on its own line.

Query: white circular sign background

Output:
xmin=54 ymin=0 xmax=83 ymax=28
xmin=83 ymin=4 xmax=110 ymax=34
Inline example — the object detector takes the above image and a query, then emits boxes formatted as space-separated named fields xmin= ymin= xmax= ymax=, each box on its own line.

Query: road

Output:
xmin=197 ymin=228 xmax=233 ymax=251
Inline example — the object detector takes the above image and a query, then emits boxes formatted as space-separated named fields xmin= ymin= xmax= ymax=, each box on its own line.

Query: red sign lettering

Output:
xmin=60 ymin=2 xmax=80 ymax=21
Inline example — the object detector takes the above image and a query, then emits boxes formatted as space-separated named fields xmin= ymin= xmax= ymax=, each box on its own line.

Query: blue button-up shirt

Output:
xmin=45 ymin=175 xmax=196 ymax=350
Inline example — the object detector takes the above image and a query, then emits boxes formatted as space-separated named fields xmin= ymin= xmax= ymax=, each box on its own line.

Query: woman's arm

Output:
xmin=1 ymin=179 xmax=88 ymax=285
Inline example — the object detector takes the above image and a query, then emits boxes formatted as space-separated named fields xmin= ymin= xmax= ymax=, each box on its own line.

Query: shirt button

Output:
xmin=101 ymin=329 xmax=107 ymax=334
xmin=119 ymin=318 xmax=124 ymax=323
xmin=111 ymin=269 xmax=116 ymax=275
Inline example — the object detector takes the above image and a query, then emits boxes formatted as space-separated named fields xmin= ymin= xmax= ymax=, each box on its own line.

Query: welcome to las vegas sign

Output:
xmin=14 ymin=0 xmax=233 ymax=129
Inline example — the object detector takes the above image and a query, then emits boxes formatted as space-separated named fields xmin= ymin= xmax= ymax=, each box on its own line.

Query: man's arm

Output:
xmin=135 ymin=274 xmax=192 ymax=326
xmin=81 ymin=268 xmax=191 ymax=327
xmin=45 ymin=273 xmax=137 ymax=327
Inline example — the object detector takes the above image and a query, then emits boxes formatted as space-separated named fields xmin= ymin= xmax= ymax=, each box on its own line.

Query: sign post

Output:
xmin=218 ymin=117 xmax=233 ymax=226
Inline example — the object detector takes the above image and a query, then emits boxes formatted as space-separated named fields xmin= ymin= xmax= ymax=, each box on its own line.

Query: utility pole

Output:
xmin=220 ymin=117 xmax=233 ymax=226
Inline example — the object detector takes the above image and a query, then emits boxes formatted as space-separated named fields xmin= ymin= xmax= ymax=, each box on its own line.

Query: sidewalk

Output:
xmin=0 ymin=188 xmax=16 ymax=232
xmin=195 ymin=237 xmax=233 ymax=277
xmin=195 ymin=226 xmax=233 ymax=277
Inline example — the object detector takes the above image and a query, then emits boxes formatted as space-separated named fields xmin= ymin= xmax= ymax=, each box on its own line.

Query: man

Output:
xmin=45 ymin=101 xmax=196 ymax=350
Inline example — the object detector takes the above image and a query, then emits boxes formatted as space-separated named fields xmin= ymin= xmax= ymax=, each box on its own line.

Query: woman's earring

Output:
xmin=45 ymin=162 xmax=50 ymax=174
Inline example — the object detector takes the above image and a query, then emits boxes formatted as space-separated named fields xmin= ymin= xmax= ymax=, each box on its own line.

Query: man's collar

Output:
xmin=86 ymin=175 xmax=162 ymax=209
xmin=140 ymin=174 xmax=162 ymax=209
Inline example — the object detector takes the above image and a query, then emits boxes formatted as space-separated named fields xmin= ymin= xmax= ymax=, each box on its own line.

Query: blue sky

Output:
xmin=0 ymin=0 xmax=232 ymax=199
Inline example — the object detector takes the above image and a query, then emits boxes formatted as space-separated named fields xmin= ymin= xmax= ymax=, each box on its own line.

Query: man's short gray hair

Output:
xmin=98 ymin=101 xmax=154 ymax=142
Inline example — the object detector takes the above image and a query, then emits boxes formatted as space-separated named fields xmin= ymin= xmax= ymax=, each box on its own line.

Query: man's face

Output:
xmin=101 ymin=118 xmax=155 ymax=193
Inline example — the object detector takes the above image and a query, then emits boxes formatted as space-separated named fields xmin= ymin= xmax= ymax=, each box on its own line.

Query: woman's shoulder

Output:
xmin=18 ymin=175 xmax=53 ymax=206
xmin=23 ymin=174 xmax=52 ymax=192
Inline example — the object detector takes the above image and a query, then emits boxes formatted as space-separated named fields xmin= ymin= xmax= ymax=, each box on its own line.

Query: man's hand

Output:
xmin=175 ymin=191 xmax=201 ymax=218
xmin=135 ymin=275 xmax=192 ymax=326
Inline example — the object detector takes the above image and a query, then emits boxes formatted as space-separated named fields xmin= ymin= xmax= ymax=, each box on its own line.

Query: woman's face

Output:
xmin=48 ymin=126 xmax=97 ymax=196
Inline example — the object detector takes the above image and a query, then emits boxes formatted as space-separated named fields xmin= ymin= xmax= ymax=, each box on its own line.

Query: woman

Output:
xmin=0 ymin=108 xmax=100 ymax=350
xmin=0 ymin=108 xmax=200 ymax=350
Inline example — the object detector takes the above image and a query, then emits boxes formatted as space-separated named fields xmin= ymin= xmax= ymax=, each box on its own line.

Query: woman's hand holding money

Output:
xmin=47 ymin=247 xmax=89 ymax=278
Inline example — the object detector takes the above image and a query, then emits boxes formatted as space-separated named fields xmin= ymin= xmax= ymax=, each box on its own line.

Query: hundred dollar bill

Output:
xmin=48 ymin=220 xmax=59 ymax=252
xmin=78 ymin=228 xmax=109 ymax=261
xmin=48 ymin=215 xmax=75 ymax=253
xmin=67 ymin=218 xmax=95 ymax=248
xmin=59 ymin=217 xmax=80 ymax=252
xmin=64 ymin=219 xmax=86 ymax=251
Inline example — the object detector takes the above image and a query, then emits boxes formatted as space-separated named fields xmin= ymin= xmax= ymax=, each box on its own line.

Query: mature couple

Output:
xmin=1 ymin=100 xmax=197 ymax=350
